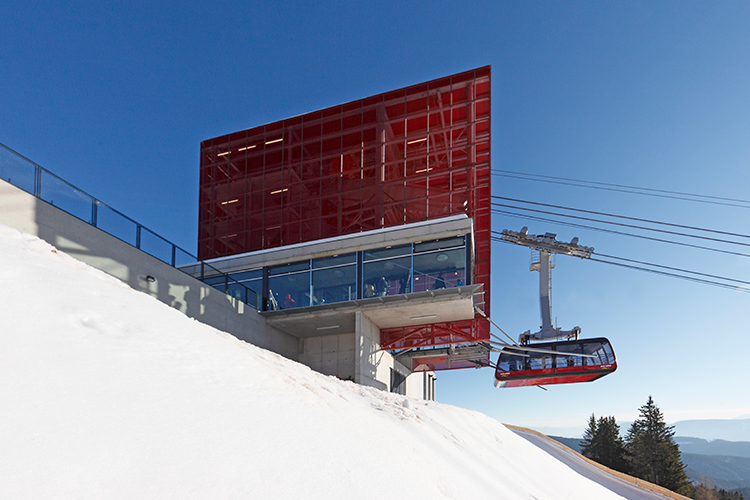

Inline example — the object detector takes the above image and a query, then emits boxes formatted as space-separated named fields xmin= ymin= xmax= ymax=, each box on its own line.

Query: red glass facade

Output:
xmin=198 ymin=66 xmax=491 ymax=364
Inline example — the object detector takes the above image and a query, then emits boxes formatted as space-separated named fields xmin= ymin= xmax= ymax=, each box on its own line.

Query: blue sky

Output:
xmin=3 ymin=1 xmax=749 ymax=436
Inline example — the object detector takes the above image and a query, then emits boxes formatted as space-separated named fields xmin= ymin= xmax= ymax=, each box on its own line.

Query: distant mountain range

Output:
xmin=676 ymin=437 xmax=750 ymax=459
xmin=672 ymin=418 xmax=750 ymax=442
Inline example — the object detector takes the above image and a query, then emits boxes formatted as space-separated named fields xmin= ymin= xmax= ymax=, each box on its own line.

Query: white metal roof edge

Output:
xmin=182 ymin=214 xmax=472 ymax=274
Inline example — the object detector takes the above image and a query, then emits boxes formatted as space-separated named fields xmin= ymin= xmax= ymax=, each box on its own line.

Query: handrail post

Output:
xmin=91 ymin=200 xmax=98 ymax=227
xmin=34 ymin=166 xmax=41 ymax=198
xmin=135 ymin=225 xmax=142 ymax=249
xmin=171 ymin=245 xmax=176 ymax=267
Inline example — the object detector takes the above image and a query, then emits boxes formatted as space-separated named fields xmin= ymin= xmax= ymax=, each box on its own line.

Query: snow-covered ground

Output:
xmin=1 ymin=224 xmax=644 ymax=499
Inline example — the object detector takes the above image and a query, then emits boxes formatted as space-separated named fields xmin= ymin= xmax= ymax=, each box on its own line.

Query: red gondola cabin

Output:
xmin=494 ymin=337 xmax=617 ymax=388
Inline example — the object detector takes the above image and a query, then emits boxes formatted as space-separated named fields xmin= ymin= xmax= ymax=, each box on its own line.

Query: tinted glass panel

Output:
xmin=582 ymin=341 xmax=612 ymax=365
xmin=312 ymin=253 xmax=356 ymax=269
xmin=413 ymin=246 xmax=465 ymax=292
xmin=498 ymin=352 xmax=526 ymax=372
xmin=268 ymin=270 xmax=310 ymax=309
xmin=312 ymin=264 xmax=357 ymax=304
xmin=230 ymin=269 xmax=262 ymax=282
xmin=364 ymin=244 xmax=411 ymax=261
xmin=414 ymin=236 xmax=464 ymax=253
xmin=363 ymin=256 xmax=411 ymax=297
xmin=555 ymin=343 xmax=584 ymax=368
xmin=269 ymin=261 xmax=310 ymax=275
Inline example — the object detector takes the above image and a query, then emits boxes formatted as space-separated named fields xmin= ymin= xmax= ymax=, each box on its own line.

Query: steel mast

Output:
xmin=501 ymin=227 xmax=594 ymax=344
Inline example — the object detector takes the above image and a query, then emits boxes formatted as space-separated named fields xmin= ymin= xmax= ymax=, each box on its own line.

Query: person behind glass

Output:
xmin=433 ymin=273 xmax=446 ymax=290
xmin=376 ymin=276 xmax=389 ymax=296
xmin=283 ymin=293 xmax=296 ymax=309
xmin=398 ymin=274 xmax=409 ymax=294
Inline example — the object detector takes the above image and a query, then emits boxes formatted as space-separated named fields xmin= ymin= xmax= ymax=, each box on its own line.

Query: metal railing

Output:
xmin=0 ymin=142 xmax=262 ymax=310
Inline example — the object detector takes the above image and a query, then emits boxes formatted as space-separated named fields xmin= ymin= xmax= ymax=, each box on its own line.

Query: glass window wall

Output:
xmin=363 ymin=245 xmax=412 ymax=297
xmin=311 ymin=253 xmax=357 ymax=305
xmin=256 ymin=235 xmax=467 ymax=309
xmin=268 ymin=261 xmax=310 ymax=310
xmin=413 ymin=236 xmax=465 ymax=292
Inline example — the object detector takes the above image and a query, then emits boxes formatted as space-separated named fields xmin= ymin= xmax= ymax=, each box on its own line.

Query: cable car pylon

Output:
xmin=501 ymin=227 xmax=594 ymax=344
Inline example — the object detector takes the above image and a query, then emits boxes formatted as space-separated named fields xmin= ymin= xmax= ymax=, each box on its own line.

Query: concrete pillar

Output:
xmin=354 ymin=312 xmax=386 ymax=391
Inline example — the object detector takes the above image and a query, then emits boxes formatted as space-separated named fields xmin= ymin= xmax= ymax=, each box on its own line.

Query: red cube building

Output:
xmin=198 ymin=66 xmax=491 ymax=373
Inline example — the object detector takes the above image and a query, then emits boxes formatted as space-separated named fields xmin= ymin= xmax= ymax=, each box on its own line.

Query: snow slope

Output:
xmin=0 ymin=224 xmax=629 ymax=499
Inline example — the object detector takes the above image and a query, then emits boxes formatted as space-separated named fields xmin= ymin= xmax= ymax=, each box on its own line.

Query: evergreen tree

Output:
xmin=580 ymin=413 xmax=598 ymax=457
xmin=580 ymin=413 xmax=628 ymax=473
xmin=625 ymin=396 xmax=691 ymax=496
xmin=595 ymin=416 xmax=629 ymax=472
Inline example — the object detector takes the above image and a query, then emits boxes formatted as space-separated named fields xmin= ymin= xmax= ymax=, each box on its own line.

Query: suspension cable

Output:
xmin=491 ymin=210 xmax=750 ymax=258
xmin=492 ymin=195 xmax=750 ymax=240
xmin=492 ymin=170 xmax=750 ymax=209
xmin=491 ymin=201 xmax=750 ymax=248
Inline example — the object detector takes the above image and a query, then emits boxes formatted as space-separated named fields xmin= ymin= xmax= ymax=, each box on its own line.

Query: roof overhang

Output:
xmin=259 ymin=284 xmax=483 ymax=338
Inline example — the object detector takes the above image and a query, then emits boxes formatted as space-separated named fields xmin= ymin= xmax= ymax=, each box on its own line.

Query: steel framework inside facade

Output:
xmin=198 ymin=67 xmax=491 ymax=367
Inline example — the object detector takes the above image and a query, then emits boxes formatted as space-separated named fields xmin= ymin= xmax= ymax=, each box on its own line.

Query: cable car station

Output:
xmin=1 ymin=64 xmax=617 ymax=398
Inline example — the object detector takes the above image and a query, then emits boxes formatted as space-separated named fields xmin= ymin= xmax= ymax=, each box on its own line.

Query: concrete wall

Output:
xmin=0 ymin=179 xmax=298 ymax=360
xmin=354 ymin=311 xmax=434 ymax=397
xmin=298 ymin=333 xmax=355 ymax=380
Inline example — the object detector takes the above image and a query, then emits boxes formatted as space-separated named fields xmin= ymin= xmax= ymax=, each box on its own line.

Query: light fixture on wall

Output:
xmin=436 ymin=253 xmax=449 ymax=262
xmin=142 ymin=275 xmax=156 ymax=283
xmin=410 ymin=314 xmax=437 ymax=321
xmin=316 ymin=325 xmax=340 ymax=331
